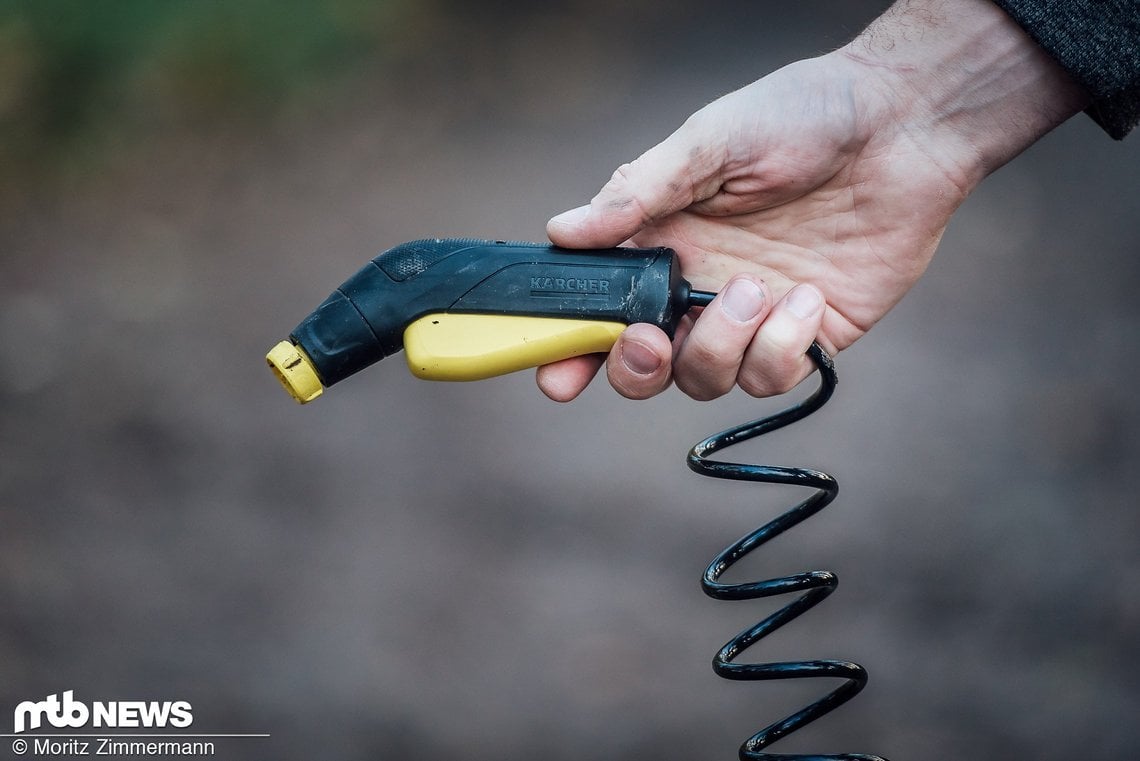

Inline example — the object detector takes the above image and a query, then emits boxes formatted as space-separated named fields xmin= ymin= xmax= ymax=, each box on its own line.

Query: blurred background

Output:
xmin=2 ymin=1 xmax=1138 ymax=759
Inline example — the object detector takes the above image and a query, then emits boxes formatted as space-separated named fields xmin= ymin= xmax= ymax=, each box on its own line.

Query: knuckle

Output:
xmin=738 ymin=371 xmax=794 ymax=398
xmin=762 ymin=325 xmax=803 ymax=355
xmin=674 ymin=363 xmax=733 ymax=401
xmin=603 ymin=163 xmax=640 ymax=203
xmin=737 ymin=353 xmax=804 ymax=398
xmin=681 ymin=341 xmax=725 ymax=371
xmin=609 ymin=162 xmax=636 ymax=185
xmin=675 ymin=376 xmax=726 ymax=402
xmin=736 ymin=372 xmax=775 ymax=398
xmin=600 ymin=161 xmax=656 ymax=227
xmin=673 ymin=329 xmax=751 ymax=400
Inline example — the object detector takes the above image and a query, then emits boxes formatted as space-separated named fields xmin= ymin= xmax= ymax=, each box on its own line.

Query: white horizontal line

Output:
xmin=0 ymin=734 xmax=270 ymax=738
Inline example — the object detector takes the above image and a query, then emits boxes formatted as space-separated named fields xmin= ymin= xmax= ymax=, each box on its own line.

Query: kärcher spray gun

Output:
xmin=267 ymin=238 xmax=702 ymax=400
xmin=266 ymin=237 xmax=885 ymax=761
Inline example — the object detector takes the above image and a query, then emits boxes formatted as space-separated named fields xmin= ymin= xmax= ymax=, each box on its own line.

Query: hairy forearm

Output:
xmin=838 ymin=0 xmax=1090 ymax=186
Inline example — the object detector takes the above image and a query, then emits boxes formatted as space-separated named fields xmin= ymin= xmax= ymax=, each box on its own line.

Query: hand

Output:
xmin=537 ymin=0 xmax=1086 ymax=402
xmin=542 ymin=54 xmax=958 ymax=402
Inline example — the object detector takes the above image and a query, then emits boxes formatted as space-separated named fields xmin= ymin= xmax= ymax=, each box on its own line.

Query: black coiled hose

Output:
xmin=687 ymin=342 xmax=886 ymax=761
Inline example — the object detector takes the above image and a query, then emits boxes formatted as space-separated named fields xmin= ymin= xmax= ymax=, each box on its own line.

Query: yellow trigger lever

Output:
xmin=403 ymin=313 xmax=626 ymax=381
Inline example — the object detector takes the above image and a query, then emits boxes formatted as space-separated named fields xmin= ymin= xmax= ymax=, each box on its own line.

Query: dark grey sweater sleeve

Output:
xmin=990 ymin=0 xmax=1140 ymax=139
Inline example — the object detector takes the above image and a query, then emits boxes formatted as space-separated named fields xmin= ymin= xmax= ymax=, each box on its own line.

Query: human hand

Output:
xmin=537 ymin=0 xmax=1086 ymax=402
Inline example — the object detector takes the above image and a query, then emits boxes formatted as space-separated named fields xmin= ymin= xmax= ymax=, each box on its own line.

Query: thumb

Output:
xmin=547 ymin=119 xmax=721 ymax=248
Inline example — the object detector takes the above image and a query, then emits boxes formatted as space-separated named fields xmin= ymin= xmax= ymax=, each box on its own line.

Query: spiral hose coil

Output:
xmin=688 ymin=343 xmax=886 ymax=761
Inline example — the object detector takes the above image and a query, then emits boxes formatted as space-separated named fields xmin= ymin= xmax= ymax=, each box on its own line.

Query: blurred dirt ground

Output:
xmin=1 ymin=2 xmax=1138 ymax=760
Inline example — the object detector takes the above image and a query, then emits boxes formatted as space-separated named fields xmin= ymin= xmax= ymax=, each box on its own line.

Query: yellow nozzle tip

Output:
xmin=266 ymin=341 xmax=323 ymax=404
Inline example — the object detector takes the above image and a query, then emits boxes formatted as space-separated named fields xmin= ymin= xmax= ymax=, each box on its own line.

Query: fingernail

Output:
xmin=621 ymin=340 xmax=662 ymax=375
xmin=720 ymin=279 xmax=765 ymax=322
xmin=549 ymin=204 xmax=590 ymax=228
xmin=786 ymin=284 xmax=823 ymax=319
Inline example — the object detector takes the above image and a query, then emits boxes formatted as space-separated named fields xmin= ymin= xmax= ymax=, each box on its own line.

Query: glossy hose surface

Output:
xmin=688 ymin=343 xmax=887 ymax=761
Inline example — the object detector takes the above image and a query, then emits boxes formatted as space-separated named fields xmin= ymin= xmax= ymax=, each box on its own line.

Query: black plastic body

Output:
xmin=289 ymin=239 xmax=691 ymax=387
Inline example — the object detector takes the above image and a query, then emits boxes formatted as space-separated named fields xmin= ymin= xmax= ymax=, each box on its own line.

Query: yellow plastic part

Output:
xmin=403 ymin=313 xmax=626 ymax=381
xmin=266 ymin=341 xmax=324 ymax=403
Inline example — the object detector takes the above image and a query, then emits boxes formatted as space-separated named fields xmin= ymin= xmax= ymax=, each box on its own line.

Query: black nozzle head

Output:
xmin=289 ymin=289 xmax=385 ymax=387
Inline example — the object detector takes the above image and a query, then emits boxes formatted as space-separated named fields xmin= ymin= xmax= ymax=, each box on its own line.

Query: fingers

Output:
xmin=734 ymin=283 xmax=826 ymax=398
xmin=604 ymin=323 xmax=674 ymax=400
xmin=547 ymin=119 xmax=720 ymax=249
xmin=536 ymin=354 xmax=605 ymax=402
xmin=536 ymin=323 xmax=675 ymax=402
xmin=537 ymin=280 xmax=827 ymax=403
xmin=673 ymin=275 xmax=774 ymax=400
xmin=673 ymin=278 xmax=826 ymax=401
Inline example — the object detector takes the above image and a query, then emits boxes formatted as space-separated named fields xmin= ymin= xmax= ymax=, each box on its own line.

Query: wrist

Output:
xmin=835 ymin=0 xmax=1089 ymax=187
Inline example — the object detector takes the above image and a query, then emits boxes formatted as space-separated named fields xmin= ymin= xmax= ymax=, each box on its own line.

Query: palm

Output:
xmin=624 ymin=61 xmax=969 ymax=354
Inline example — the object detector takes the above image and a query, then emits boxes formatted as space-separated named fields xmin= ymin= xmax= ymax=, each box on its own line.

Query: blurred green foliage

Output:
xmin=0 ymin=0 xmax=402 ymax=175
